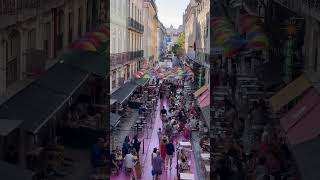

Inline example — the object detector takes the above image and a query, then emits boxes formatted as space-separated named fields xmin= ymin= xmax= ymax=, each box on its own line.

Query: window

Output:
xmin=314 ymin=32 xmax=319 ymax=72
xmin=57 ymin=11 xmax=64 ymax=50
xmin=78 ymin=7 xmax=82 ymax=37
xmin=3 ymin=41 xmax=8 ymax=61
xmin=131 ymin=3 xmax=133 ymax=17
xmin=43 ymin=23 xmax=51 ymax=55
xmin=27 ymin=29 xmax=36 ymax=49
xmin=68 ymin=12 xmax=73 ymax=43
xmin=112 ymin=71 xmax=117 ymax=89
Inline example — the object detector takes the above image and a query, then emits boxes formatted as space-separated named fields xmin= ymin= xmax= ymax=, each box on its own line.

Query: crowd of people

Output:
xmin=210 ymin=56 xmax=298 ymax=180
xmin=149 ymin=79 xmax=208 ymax=179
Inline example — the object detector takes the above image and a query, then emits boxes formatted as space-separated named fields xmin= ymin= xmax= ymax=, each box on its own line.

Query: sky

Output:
xmin=156 ymin=0 xmax=190 ymax=29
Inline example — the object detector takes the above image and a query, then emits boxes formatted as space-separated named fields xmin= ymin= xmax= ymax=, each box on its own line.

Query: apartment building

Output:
xmin=157 ymin=21 xmax=167 ymax=59
xmin=143 ymin=0 xmax=158 ymax=66
xmin=110 ymin=0 xmax=129 ymax=93
xmin=0 ymin=0 xmax=104 ymax=98
xmin=183 ymin=0 xmax=209 ymax=88
xmin=128 ymin=0 xmax=144 ymax=80
xmin=110 ymin=0 xmax=144 ymax=93
xmin=183 ymin=0 xmax=197 ymax=60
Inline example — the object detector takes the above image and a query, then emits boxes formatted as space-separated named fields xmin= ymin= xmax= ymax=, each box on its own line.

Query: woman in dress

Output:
xmin=160 ymin=136 xmax=168 ymax=161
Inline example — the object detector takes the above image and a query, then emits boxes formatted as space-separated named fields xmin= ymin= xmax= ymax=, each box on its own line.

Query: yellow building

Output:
xmin=143 ymin=0 xmax=158 ymax=66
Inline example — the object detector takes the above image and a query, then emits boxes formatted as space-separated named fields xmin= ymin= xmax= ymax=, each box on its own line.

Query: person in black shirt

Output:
xmin=165 ymin=139 xmax=175 ymax=169
xmin=161 ymin=106 xmax=167 ymax=116
xmin=132 ymin=136 xmax=141 ymax=157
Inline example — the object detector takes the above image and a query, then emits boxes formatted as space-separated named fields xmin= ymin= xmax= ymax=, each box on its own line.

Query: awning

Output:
xmin=194 ymin=84 xmax=208 ymax=98
xmin=0 ymin=119 xmax=23 ymax=136
xmin=131 ymin=78 xmax=149 ymax=86
xmin=0 ymin=160 xmax=34 ymax=180
xmin=35 ymin=63 xmax=89 ymax=95
xmin=0 ymin=64 xmax=88 ymax=133
xmin=200 ymin=105 xmax=210 ymax=127
xmin=270 ymin=74 xmax=311 ymax=112
xmin=282 ymin=89 xmax=320 ymax=144
xmin=198 ymin=90 xmax=210 ymax=108
xmin=60 ymin=50 xmax=108 ymax=77
xmin=111 ymin=82 xmax=138 ymax=104
xmin=293 ymin=137 xmax=320 ymax=180
xmin=110 ymin=99 xmax=117 ymax=105
xmin=110 ymin=113 xmax=121 ymax=129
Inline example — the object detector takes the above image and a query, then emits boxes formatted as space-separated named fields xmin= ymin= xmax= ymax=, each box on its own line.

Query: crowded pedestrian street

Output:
xmin=110 ymin=75 xmax=205 ymax=179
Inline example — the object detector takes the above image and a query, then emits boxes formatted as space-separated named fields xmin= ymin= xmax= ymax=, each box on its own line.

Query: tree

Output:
xmin=172 ymin=44 xmax=180 ymax=55
xmin=177 ymin=32 xmax=185 ymax=47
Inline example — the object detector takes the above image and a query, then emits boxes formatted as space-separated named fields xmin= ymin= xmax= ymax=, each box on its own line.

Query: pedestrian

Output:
xmin=157 ymin=128 xmax=162 ymax=144
xmin=132 ymin=135 xmax=141 ymax=157
xmin=122 ymin=137 xmax=131 ymax=157
xmin=151 ymin=147 xmax=158 ymax=164
xmin=165 ymin=138 xmax=175 ymax=170
xmin=161 ymin=106 xmax=167 ymax=119
xmin=152 ymin=151 xmax=163 ymax=180
xmin=160 ymin=136 xmax=168 ymax=160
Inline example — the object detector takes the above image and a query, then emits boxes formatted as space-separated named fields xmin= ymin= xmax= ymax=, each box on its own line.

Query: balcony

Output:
xmin=128 ymin=50 xmax=144 ymax=60
xmin=128 ymin=17 xmax=144 ymax=33
xmin=111 ymin=50 xmax=144 ymax=67
xmin=0 ymin=0 xmax=64 ymax=15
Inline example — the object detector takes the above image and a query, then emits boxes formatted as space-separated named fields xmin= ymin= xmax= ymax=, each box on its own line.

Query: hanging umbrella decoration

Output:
xmin=239 ymin=15 xmax=269 ymax=50
xmin=212 ymin=17 xmax=245 ymax=57
xmin=71 ymin=40 xmax=97 ymax=52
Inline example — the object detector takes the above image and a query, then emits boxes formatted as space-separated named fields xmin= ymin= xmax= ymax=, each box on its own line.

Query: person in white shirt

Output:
xmin=124 ymin=151 xmax=136 ymax=169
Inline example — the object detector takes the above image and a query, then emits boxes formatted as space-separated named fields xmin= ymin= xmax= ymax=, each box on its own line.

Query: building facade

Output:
xmin=183 ymin=0 xmax=197 ymax=61
xmin=110 ymin=0 xmax=145 ymax=93
xmin=157 ymin=21 xmax=167 ymax=59
xmin=110 ymin=0 xmax=128 ymax=93
xmin=183 ymin=0 xmax=210 ymax=88
xmin=0 ymin=0 xmax=104 ymax=98
xmin=166 ymin=25 xmax=184 ymax=52
xmin=143 ymin=0 xmax=157 ymax=66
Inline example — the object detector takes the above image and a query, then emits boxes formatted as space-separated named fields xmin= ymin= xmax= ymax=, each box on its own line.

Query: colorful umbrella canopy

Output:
xmin=98 ymin=25 xmax=110 ymax=36
xmin=82 ymin=37 xmax=101 ymax=48
xmin=240 ymin=14 xmax=269 ymax=50
xmin=73 ymin=41 xmax=97 ymax=52
xmin=91 ymin=32 xmax=108 ymax=42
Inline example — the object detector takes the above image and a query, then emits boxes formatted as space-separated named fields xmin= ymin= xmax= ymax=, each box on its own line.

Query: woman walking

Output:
xmin=160 ymin=136 xmax=168 ymax=161
xmin=152 ymin=151 xmax=163 ymax=180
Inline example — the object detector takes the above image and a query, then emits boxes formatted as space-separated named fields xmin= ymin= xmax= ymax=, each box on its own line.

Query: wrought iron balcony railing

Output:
xmin=0 ymin=0 xmax=64 ymax=16
xmin=128 ymin=17 xmax=144 ymax=33
xmin=111 ymin=50 xmax=144 ymax=67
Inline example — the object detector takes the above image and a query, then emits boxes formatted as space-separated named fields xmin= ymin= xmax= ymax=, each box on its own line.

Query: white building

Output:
xmin=0 ymin=0 xmax=102 ymax=99
xmin=110 ymin=0 xmax=129 ymax=93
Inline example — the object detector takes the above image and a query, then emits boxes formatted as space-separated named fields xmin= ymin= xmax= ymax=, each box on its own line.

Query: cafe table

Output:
xmin=201 ymin=153 xmax=210 ymax=161
xmin=180 ymin=173 xmax=195 ymax=180
xmin=179 ymin=141 xmax=192 ymax=148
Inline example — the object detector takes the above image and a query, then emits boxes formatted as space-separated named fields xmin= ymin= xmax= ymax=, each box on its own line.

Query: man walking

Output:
xmin=165 ymin=138 xmax=175 ymax=170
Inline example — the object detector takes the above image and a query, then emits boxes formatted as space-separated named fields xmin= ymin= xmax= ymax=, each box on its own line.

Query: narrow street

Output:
xmin=111 ymin=82 xmax=200 ymax=180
